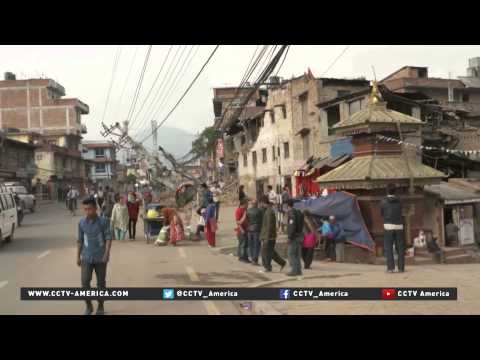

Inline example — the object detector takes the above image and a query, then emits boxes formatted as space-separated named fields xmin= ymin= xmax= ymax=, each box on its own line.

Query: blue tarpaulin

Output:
xmin=330 ymin=138 xmax=354 ymax=157
xmin=294 ymin=191 xmax=374 ymax=251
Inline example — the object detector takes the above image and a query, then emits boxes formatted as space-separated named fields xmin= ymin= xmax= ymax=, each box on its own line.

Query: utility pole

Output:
xmin=152 ymin=120 xmax=158 ymax=158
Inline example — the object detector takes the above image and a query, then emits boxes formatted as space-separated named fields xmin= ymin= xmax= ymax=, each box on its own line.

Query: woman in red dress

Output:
xmin=162 ymin=207 xmax=185 ymax=246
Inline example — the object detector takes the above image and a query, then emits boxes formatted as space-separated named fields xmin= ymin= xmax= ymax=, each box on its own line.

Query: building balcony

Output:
xmin=81 ymin=124 xmax=87 ymax=134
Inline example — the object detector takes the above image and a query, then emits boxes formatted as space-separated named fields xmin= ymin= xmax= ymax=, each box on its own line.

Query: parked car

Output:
xmin=0 ymin=184 xmax=18 ymax=243
xmin=4 ymin=182 xmax=35 ymax=213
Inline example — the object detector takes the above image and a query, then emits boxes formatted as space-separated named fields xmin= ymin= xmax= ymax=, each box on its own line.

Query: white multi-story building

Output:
xmin=82 ymin=140 xmax=117 ymax=187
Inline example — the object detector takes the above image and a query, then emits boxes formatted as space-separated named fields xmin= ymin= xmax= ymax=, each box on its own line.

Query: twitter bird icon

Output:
xmin=163 ymin=288 xmax=175 ymax=300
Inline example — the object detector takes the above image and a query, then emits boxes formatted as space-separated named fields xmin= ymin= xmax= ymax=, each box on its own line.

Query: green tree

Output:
xmin=126 ymin=173 xmax=137 ymax=184
xmin=191 ymin=126 xmax=218 ymax=157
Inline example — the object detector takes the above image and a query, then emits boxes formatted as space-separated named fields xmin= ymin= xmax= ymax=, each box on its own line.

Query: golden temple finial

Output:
xmin=369 ymin=80 xmax=382 ymax=105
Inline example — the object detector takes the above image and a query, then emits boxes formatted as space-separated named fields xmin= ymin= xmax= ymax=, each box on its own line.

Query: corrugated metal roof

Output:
xmin=333 ymin=102 xmax=423 ymax=130
xmin=424 ymin=182 xmax=480 ymax=204
xmin=316 ymin=155 xmax=445 ymax=184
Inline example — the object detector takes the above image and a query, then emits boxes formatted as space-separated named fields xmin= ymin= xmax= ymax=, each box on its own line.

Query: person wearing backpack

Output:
xmin=286 ymin=199 xmax=304 ymax=276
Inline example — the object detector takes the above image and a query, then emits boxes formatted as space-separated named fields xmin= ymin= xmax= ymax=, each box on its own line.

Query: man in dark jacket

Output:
xmin=260 ymin=195 xmax=286 ymax=272
xmin=246 ymin=199 xmax=263 ymax=265
xmin=286 ymin=199 xmax=303 ymax=276
xmin=201 ymin=183 xmax=213 ymax=209
xmin=380 ymin=184 xmax=405 ymax=273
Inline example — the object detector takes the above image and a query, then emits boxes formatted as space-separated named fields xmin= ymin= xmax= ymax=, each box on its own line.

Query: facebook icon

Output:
xmin=279 ymin=289 xmax=290 ymax=300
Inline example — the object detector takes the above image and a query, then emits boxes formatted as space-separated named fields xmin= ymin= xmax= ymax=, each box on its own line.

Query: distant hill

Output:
xmin=143 ymin=126 xmax=197 ymax=158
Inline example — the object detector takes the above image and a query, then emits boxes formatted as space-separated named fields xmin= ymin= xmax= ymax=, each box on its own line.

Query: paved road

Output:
xmin=0 ymin=202 xmax=265 ymax=315
xmin=3 ymin=202 xmax=480 ymax=315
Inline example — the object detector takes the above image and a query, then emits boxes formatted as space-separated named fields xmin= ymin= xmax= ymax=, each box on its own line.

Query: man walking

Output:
xmin=260 ymin=195 xmax=286 ymax=272
xmin=235 ymin=199 xmax=250 ymax=263
xmin=201 ymin=183 xmax=213 ymax=209
xmin=380 ymin=184 xmax=405 ymax=273
xmin=77 ymin=197 xmax=112 ymax=315
xmin=246 ymin=199 xmax=263 ymax=265
xmin=329 ymin=215 xmax=346 ymax=263
xmin=286 ymin=199 xmax=303 ymax=276
xmin=211 ymin=181 xmax=222 ymax=222
xmin=102 ymin=186 xmax=115 ymax=220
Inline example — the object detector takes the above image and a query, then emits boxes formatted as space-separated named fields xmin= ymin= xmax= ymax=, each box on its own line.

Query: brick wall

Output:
xmin=41 ymin=108 xmax=67 ymax=128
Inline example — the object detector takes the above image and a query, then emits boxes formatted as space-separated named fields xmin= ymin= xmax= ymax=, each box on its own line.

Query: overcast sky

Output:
xmin=1 ymin=45 xmax=480 ymax=141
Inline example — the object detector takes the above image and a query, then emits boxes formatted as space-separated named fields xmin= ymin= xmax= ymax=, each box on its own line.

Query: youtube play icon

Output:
xmin=382 ymin=288 xmax=397 ymax=300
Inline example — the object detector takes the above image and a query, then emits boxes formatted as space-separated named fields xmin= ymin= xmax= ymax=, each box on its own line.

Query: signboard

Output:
xmin=459 ymin=219 xmax=475 ymax=245
xmin=216 ymin=139 xmax=224 ymax=158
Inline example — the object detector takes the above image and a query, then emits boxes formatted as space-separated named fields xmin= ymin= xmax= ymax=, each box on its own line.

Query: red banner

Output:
xmin=216 ymin=139 xmax=224 ymax=158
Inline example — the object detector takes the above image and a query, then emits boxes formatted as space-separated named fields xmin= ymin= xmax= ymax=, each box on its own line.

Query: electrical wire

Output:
xmin=113 ymin=45 xmax=139 ymax=123
xmin=274 ymin=45 xmax=290 ymax=77
xmin=128 ymin=45 xmax=174 ymax=128
xmin=101 ymin=45 xmax=122 ymax=125
xmin=254 ymin=45 xmax=276 ymax=80
xmin=178 ymin=45 xmax=289 ymax=164
xmin=149 ymin=46 xmax=199 ymax=127
xmin=138 ymin=45 xmax=220 ymax=144
xmin=321 ymin=45 xmax=350 ymax=77
xmin=175 ymin=45 xmax=273 ymax=161
xmin=125 ymin=45 xmax=153 ymax=126
xmin=129 ymin=45 xmax=185 ymax=132
xmin=134 ymin=45 xmax=200 ymax=141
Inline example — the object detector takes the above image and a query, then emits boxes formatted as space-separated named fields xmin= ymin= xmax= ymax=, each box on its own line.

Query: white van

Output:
xmin=0 ymin=184 xmax=18 ymax=243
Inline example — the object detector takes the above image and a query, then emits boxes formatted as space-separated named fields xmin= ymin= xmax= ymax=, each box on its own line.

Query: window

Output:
xmin=95 ymin=163 xmax=106 ymax=173
xmin=327 ymin=105 xmax=341 ymax=136
xmin=302 ymin=134 xmax=310 ymax=159
xmin=271 ymin=111 xmax=275 ymax=124
xmin=260 ymin=117 xmax=264 ymax=127
xmin=281 ymin=105 xmax=287 ymax=118
xmin=0 ymin=195 xmax=6 ymax=211
xmin=241 ymin=135 xmax=246 ymax=145
xmin=48 ymin=139 xmax=57 ymax=146
xmin=278 ymin=147 xmax=280 ymax=157
xmin=231 ymin=98 xmax=242 ymax=108
xmin=463 ymin=93 xmax=470 ymax=102
xmin=252 ymin=151 xmax=257 ymax=167
xmin=76 ymin=111 xmax=81 ymax=124
xmin=6 ymin=195 xmax=14 ymax=209
xmin=283 ymin=142 xmax=290 ymax=159
xmin=418 ymin=68 xmax=427 ymax=78
xmin=36 ymin=154 xmax=43 ymax=161
xmin=95 ymin=148 xmax=105 ymax=158
xmin=243 ymin=153 xmax=248 ymax=167
xmin=349 ymin=99 xmax=364 ymax=115
xmin=272 ymin=146 xmax=276 ymax=161
xmin=300 ymin=92 xmax=309 ymax=124
xmin=262 ymin=148 xmax=267 ymax=163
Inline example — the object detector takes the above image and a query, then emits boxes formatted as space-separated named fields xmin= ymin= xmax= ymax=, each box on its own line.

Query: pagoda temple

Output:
xmin=316 ymin=82 xmax=445 ymax=253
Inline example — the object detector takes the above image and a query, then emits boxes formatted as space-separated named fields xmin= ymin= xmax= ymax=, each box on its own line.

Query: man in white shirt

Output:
xmin=267 ymin=185 xmax=281 ymax=228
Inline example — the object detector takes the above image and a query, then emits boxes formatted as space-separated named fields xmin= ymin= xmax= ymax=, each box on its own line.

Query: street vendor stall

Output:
xmin=294 ymin=154 xmax=351 ymax=196
xmin=143 ymin=203 xmax=164 ymax=243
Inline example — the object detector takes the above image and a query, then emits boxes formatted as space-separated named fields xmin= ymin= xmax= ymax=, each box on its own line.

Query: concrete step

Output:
xmin=445 ymin=254 xmax=478 ymax=264
xmin=442 ymin=247 xmax=468 ymax=257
